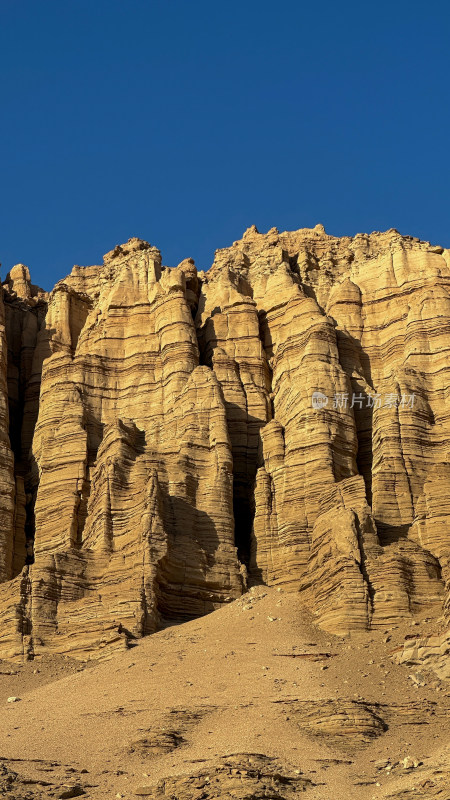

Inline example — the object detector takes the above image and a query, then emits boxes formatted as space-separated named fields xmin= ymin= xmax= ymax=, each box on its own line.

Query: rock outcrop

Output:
xmin=132 ymin=753 xmax=315 ymax=798
xmin=0 ymin=226 xmax=449 ymax=661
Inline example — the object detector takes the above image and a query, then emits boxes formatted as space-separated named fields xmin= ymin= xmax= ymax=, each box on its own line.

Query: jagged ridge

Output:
xmin=0 ymin=226 xmax=449 ymax=672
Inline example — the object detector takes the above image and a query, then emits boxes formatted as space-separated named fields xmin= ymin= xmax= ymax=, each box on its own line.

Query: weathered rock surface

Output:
xmin=124 ymin=704 xmax=216 ymax=759
xmin=0 ymin=226 xmax=449 ymax=661
xmin=393 ymin=629 xmax=450 ymax=679
xmin=132 ymin=753 xmax=315 ymax=798
xmin=283 ymin=698 xmax=387 ymax=749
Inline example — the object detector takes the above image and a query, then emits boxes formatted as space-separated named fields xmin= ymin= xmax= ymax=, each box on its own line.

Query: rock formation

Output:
xmin=0 ymin=226 xmax=449 ymax=665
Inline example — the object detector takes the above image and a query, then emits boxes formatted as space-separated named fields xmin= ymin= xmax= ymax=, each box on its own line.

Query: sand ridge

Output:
xmin=1 ymin=587 xmax=449 ymax=798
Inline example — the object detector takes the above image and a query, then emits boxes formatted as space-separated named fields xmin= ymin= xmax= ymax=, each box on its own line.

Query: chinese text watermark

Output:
xmin=311 ymin=391 xmax=415 ymax=410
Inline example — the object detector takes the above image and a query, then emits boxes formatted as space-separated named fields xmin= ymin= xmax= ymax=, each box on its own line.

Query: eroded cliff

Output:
xmin=0 ymin=226 xmax=449 ymax=669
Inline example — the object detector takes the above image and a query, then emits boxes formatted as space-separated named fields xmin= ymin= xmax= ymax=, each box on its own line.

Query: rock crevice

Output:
xmin=0 ymin=227 xmax=449 ymax=661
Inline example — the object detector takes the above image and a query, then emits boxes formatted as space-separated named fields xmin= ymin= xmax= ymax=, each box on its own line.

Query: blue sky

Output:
xmin=2 ymin=0 xmax=450 ymax=289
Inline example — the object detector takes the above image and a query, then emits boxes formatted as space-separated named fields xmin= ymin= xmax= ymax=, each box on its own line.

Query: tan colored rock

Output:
xmin=0 ymin=270 xmax=48 ymax=588
xmin=284 ymin=698 xmax=387 ymax=749
xmin=132 ymin=753 xmax=314 ymax=798
xmin=200 ymin=226 xmax=450 ymax=639
xmin=6 ymin=264 xmax=32 ymax=300
xmin=393 ymin=628 xmax=450 ymax=680
xmin=0 ymin=287 xmax=15 ymax=583
xmin=0 ymin=227 xmax=450 ymax=660
xmin=0 ymin=239 xmax=243 ymax=658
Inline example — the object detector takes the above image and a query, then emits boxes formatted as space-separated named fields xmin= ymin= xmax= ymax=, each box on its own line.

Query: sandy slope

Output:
xmin=1 ymin=587 xmax=449 ymax=799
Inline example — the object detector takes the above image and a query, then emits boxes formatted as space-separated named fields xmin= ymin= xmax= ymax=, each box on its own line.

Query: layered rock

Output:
xmin=0 ymin=288 xmax=15 ymax=583
xmin=0 ymin=226 xmax=449 ymax=660
xmin=0 ymin=240 xmax=244 ymax=659
xmin=284 ymin=698 xmax=387 ymax=749
xmin=199 ymin=226 xmax=449 ymax=638
xmin=0 ymin=265 xmax=47 ymax=587
xmin=132 ymin=754 xmax=315 ymax=799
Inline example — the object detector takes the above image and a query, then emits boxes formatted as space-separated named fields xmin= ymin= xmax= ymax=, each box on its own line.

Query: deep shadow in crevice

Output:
xmin=155 ymin=492 xmax=223 ymax=622
xmin=354 ymin=513 xmax=375 ymax=620
xmin=298 ymin=281 xmax=327 ymax=315
xmin=375 ymin=522 xmax=411 ymax=546
xmin=333 ymin=329 xmax=375 ymax=505
xmin=233 ymin=492 xmax=254 ymax=568
xmin=353 ymin=401 xmax=374 ymax=507
xmin=194 ymin=306 xmax=271 ymax=581
xmin=335 ymin=329 xmax=373 ymax=388
xmin=4 ymin=304 xmax=52 ymax=575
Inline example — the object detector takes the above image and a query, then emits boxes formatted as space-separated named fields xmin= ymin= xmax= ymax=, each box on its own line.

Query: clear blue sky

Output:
xmin=2 ymin=0 xmax=450 ymax=289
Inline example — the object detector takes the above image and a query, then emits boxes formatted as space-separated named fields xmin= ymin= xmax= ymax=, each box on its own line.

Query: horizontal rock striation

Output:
xmin=132 ymin=753 xmax=315 ymax=798
xmin=0 ymin=226 xmax=449 ymax=661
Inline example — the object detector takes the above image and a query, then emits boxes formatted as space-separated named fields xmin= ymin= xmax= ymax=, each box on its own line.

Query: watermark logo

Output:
xmin=311 ymin=391 xmax=329 ymax=410
xmin=311 ymin=392 xmax=416 ymax=410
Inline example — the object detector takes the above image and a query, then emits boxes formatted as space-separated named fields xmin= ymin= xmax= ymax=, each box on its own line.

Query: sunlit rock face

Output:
xmin=0 ymin=227 xmax=449 ymax=662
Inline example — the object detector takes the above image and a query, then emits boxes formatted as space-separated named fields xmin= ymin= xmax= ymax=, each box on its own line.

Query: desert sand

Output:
xmin=1 ymin=587 xmax=449 ymax=798
xmin=0 ymin=225 xmax=449 ymax=797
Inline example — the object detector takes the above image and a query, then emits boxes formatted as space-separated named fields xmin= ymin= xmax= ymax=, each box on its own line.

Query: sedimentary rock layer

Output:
xmin=0 ymin=225 xmax=449 ymax=660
